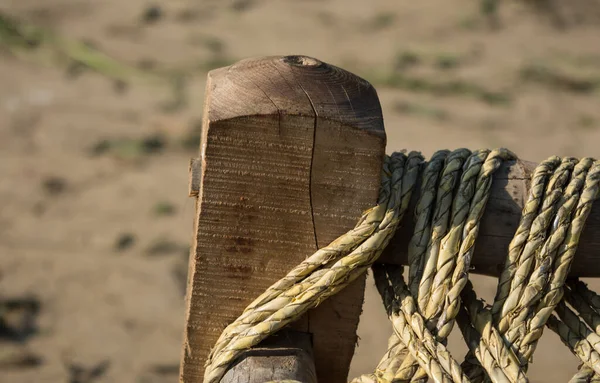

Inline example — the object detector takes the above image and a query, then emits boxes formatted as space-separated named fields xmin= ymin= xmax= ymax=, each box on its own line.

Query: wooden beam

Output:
xmin=220 ymin=330 xmax=317 ymax=383
xmin=380 ymin=159 xmax=600 ymax=277
xmin=180 ymin=56 xmax=386 ymax=383
xmin=187 ymin=155 xmax=600 ymax=282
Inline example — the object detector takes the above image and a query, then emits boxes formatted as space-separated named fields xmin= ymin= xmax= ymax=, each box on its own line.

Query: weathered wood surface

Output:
xmin=381 ymin=159 xmax=600 ymax=277
xmin=180 ymin=55 xmax=386 ymax=383
xmin=220 ymin=330 xmax=317 ymax=383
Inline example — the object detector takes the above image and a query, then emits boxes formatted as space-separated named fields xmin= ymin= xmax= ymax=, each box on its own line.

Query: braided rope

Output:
xmin=204 ymin=149 xmax=600 ymax=383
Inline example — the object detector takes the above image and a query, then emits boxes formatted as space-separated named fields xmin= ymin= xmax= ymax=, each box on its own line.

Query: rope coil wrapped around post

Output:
xmin=204 ymin=148 xmax=600 ymax=383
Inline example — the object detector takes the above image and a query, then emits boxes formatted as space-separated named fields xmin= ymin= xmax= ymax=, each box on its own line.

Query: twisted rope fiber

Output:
xmin=204 ymin=149 xmax=600 ymax=383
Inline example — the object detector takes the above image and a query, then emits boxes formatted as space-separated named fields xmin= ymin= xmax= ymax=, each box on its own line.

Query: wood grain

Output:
xmin=180 ymin=55 xmax=386 ymax=383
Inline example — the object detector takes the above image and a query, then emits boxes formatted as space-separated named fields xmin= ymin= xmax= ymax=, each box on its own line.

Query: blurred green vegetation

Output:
xmin=0 ymin=11 xmax=236 ymax=113
xmin=520 ymin=63 xmax=600 ymax=94
xmin=0 ymin=12 xmax=158 ymax=83
xmin=394 ymin=101 xmax=450 ymax=121
xmin=366 ymin=70 xmax=511 ymax=106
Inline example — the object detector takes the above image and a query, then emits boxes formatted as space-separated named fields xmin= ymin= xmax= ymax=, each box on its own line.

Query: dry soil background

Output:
xmin=1 ymin=0 xmax=600 ymax=382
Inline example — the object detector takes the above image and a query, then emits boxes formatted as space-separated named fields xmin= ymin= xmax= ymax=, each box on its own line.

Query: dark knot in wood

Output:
xmin=282 ymin=55 xmax=322 ymax=67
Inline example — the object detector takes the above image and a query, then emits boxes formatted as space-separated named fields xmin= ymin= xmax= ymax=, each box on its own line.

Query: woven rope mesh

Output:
xmin=204 ymin=149 xmax=600 ymax=383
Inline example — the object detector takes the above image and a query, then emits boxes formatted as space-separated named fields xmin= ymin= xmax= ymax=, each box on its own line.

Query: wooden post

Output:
xmin=220 ymin=330 xmax=317 ymax=383
xmin=180 ymin=56 xmax=386 ymax=383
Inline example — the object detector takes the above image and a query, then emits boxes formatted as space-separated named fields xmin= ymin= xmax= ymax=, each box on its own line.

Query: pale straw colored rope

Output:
xmin=569 ymin=366 xmax=600 ymax=383
xmin=375 ymin=148 xmax=516 ymax=383
xmin=204 ymin=149 xmax=600 ymax=383
xmin=461 ymin=158 xmax=600 ymax=381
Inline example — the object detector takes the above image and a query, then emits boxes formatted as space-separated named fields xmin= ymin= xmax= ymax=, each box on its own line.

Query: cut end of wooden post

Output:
xmin=180 ymin=55 xmax=387 ymax=383
xmin=205 ymin=55 xmax=385 ymax=135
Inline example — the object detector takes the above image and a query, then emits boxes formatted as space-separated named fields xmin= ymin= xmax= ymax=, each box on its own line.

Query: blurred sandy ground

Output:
xmin=1 ymin=0 xmax=600 ymax=381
